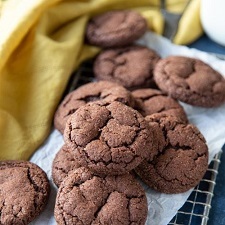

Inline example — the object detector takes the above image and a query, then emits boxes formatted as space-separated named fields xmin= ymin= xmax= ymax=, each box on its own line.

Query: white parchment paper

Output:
xmin=30 ymin=32 xmax=225 ymax=225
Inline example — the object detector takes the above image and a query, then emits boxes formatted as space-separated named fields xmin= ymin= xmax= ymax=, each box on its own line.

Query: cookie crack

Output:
xmin=57 ymin=203 xmax=67 ymax=225
xmin=27 ymin=168 xmax=41 ymax=193
xmin=14 ymin=206 xmax=23 ymax=219
xmin=67 ymin=123 xmax=73 ymax=146
xmin=27 ymin=169 xmax=40 ymax=213
xmin=109 ymin=60 xmax=127 ymax=82
xmin=153 ymin=163 xmax=183 ymax=183
xmin=64 ymin=108 xmax=77 ymax=118
xmin=150 ymin=148 xmax=207 ymax=185
xmin=125 ymin=129 xmax=145 ymax=163
xmin=101 ymin=113 xmax=143 ymax=165
xmin=167 ymin=144 xmax=192 ymax=151
xmin=126 ymin=198 xmax=131 ymax=223
xmin=156 ymin=106 xmax=166 ymax=113
xmin=162 ymin=61 xmax=193 ymax=90
xmin=80 ymin=94 xmax=101 ymax=102
xmin=59 ymin=179 xmax=110 ymax=224
xmin=0 ymin=199 xmax=5 ymax=221
xmin=93 ymin=192 xmax=111 ymax=219
xmin=68 ymin=173 xmax=107 ymax=190
xmin=62 ymin=210 xmax=82 ymax=225
xmin=54 ymin=166 xmax=71 ymax=176
xmin=194 ymin=152 xmax=208 ymax=160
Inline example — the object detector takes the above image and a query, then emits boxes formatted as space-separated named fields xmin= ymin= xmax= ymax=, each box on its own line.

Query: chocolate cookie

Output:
xmin=54 ymin=167 xmax=148 ymax=225
xmin=54 ymin=81 xmax=135 ymax=133
xmin=0 ymin=161 xmax=50 ymax=225
xmin=64 ymin=101 xmax=156 ymax=176
xmin=132 ymin=88 xmax=188 ymax=122
xmin=86 ymin=10 xmax=147 ymax=48
xmin=154 ymin=56 xmax=225 ymax=107
xmin=52 ymin=144 xmax=86 ymax=187
xmin=94 ymin=45 xmax=160 ymax=89
xmin=135 ymin=115 xmax=209 ymax=194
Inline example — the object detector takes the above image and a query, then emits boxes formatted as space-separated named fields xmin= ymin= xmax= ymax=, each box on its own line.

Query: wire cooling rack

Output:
xmin=168 ymin=151 xmax=222 ymax=225
xmin=65 ymin=60 xmax=222 ymax=225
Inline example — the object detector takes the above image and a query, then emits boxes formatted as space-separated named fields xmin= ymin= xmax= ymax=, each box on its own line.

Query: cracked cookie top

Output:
xmin=54 ymin=81 xmax=135 ymax=133
xmin=135 ymin=115 xmax=209 ymax=194
xmin=86 ymin=10 xmax=147 ymax=48
xmin=94 ymin=45 xmax=160 ymax=89
xmin=64 ymin=101 xmax=156 ymax=176
xmin=0 ymin=161 xmax=50 ymax=225
xmin=54 ymin=167 xmax=148 ymax=225
xmin=52 ymin=144 xmax=86 ymax=187
xmin=132 ymin=88 xmax=188 ymax=122
xmin=154 ymin=56 xmax=225 ymax=107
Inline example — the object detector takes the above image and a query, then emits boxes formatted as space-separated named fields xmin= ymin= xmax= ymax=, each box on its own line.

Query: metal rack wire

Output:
xmin=169 ymin=151 xmax=222 ymax=225
xmin=66 ymin=60 xmax=222 ymax=225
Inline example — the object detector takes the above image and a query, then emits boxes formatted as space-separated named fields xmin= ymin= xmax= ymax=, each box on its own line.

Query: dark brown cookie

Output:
xmin=132 ymin=88 xmax=188 ymax=122
xmin=64 ymin=101 xmax=156 ymax=176
xmin=54 ymin=167 xmax=148 ymax=225
xmin=54 ymin=81 xmax=135 ymax=133
xmin=0 ymin=161 xmax=50 ymax=225
xmin=86 ymin=10 xmax=147 ymax=48
xmin=154 ymin=56 xmax=225 ymax=107
xmin=52 ymin=145 xmax=87 ymax=187
xmin=94 ymin=45 xmax=161 ymax=89
xmin=135 ymin=115 xmax=209 ymax=194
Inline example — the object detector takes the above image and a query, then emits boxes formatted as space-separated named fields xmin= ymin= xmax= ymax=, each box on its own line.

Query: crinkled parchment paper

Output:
xmin=30 ymin=32 xmax=225 ymax=225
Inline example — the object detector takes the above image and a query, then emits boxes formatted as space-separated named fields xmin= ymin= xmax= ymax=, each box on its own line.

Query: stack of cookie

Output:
xmin=51 ymin=9 xmax=225 ymax=225
xmin=85 ymin=9 xmax=225 ymax=107
xmin=53 ymin=82 xmax=152 ymax=224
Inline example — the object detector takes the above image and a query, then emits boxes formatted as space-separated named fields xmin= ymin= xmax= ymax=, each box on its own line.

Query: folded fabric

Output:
xmin=0 ymin=0 xmax=203 ymax=160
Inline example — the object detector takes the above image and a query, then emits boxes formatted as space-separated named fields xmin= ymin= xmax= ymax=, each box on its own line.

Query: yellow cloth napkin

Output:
xmin=0 ymin=0 xmax=203 ymax=160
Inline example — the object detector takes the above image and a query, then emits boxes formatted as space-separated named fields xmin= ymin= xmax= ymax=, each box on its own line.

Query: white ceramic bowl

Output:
xmin=201 ymin=0 xmax=225 ymax=46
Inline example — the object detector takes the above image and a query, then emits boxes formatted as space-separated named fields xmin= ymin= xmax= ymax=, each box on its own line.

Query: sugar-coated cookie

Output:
xmin=154 ymin=56 xmax=225 ymax=107
xmin=54 ymin=167 xmax=148 ymax=225
xmin=86 ymin=10 xmax=147 ymax=48
xmin=64 ymin=101 xmax=156 ymax=176
xmin=135 ymin=115 xmax=209 ymax=194
xmin=94 ymin=45 xmax=160 ymax=89
xmin=0 ymin=161 xmax=50 ymax=225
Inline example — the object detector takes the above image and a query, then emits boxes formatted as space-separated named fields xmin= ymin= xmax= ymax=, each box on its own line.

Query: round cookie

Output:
xmin=54 ymin=81 xmax=135 ymax=133
xmin=154 ymin=56 xmax=225 ymax=107
xmin=132 ymin=88 xmax=188 ymax=122
xmin=86 ymin=10 xmax=147 ymax=48
xmin=135 ymin=115 xmax=209 ymax=194
xmin=0 ymin=161 xmax=50 ymax=225
xmin=52 ymin=144 xmax=86 ymax=187
xmin=64 ymin=101 xmax=156 ymax=176
xmin=94 ymin=45 xmax=160 ymax=89
xmin=54 ymin=167 xmax=148 ymax=225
